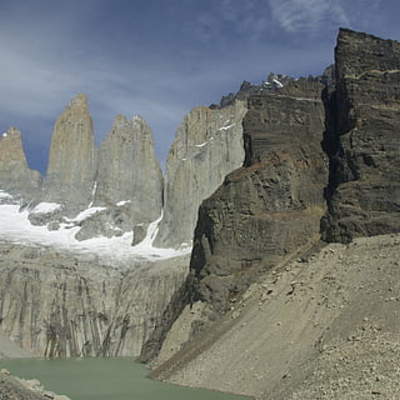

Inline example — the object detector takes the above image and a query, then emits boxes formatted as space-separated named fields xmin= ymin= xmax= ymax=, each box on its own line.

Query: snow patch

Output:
xmin=32 ymin=202 xmax=62 ymax=214
xmin=0 ymin=204 xmax=191 ymax=263
xmin=117 ymin=200 xmax=131 ymax=207
xmin=273 ymin=78 xmax=284 ymax=88
xmin=88 ymin=181 xmax=97 ymax=208
xmin=218 ymin=123 xmax=236 ymax=131
xmin=195 ymin=142 xmax=208 ymax=148
xmin=68 ymin=207 xmax=107 ymax=223
xmin=0 ymin=191 xmax=12 ymax=199
xmin=131 ymin=211 xmax=192 ymax=259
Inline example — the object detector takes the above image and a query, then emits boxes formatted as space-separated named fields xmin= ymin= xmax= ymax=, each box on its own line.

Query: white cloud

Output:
xmin=269 ymin=0 xmax=350 ymax=33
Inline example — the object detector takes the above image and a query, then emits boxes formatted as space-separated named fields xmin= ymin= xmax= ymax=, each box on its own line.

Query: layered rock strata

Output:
xmin=143 ymin=28 xmax=400 ymax=399
xmin=0 ymin=127 xmax=41 ymax=198
xmin=189 ymin=78 xmax=328 ymax=315
xmin=45 ymin=94 xmax=96 ymax=209
xmin=322 ymin=29 xmax=400 ymax=242
xmin=155 ymin=100 xmax=248 ymax=248
xmin=141 ymin=78 xmax=328 ymax=361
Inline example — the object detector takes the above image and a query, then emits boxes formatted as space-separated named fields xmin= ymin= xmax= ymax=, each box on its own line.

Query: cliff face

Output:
xmin=0 ymin=243 xmax=188 ymax=358
xmin=146 ymin=30 xmax=400 ymax=399
xmin=80 ymin=114 xmax=164 ymax=242
xmin=0 ymin=127 xmax=41 ymax=197
xmin=189 ymin=79 xmax=328 ymax=314
xmin=26 ymin=98 xmax=164 ymax=243
xmin=95 ymin=114 xmax=163 ymax=221
xmin=322 ymin=29 xmax=400 ymax=242
xmin=45 ymin=94 xmax=96 ymax=209
xmin=155 ymin=100 xmax=247 ymax=248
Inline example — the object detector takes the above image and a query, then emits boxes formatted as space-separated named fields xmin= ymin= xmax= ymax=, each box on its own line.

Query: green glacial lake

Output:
xmin=0 ymin=358 xmax=249 ymax=400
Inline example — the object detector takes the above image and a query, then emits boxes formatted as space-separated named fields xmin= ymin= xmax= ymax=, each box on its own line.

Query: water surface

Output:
xmin=0 ymin=358 xmax=249 ymax=400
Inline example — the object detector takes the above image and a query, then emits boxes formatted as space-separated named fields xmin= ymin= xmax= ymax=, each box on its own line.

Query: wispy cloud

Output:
xmin=269 ymin=0 xmax=350 ymax=33
xmin=2 ymin=0 xmax=396 ymax=175
xmin=191 ymin=0 xmax=271 ymax=43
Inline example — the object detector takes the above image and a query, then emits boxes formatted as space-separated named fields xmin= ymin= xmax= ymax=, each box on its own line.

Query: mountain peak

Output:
xmin=69 ymin=93 xmax=89 ymax=109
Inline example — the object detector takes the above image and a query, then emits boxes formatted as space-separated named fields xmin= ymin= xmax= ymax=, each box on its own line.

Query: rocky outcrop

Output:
xmin=27 ymin=97 xmax=164 ymax=242
xmin=0 ymin=127 xmax=41 ymax=198
xmin=155 ymin=100 xmax=248 ymax=248
xmin=143 ymin=28 xmax=400 ymax=399
xmin=0 ymin=243 xmax=189 ymax=358
xmin=188 ymin=78 xmax=328 ymax=315
xmin=45 ymin=94 xmax=96 ymax=209
xmin=322 ymin=29 xmax=400 ymax=242
xmin=140 ymin=77 xmax=328 ymax=362
xmin=0 ymin=369 xmax=70 ymax=400
xmin=93 ymin=114 xmax=163 ymax=236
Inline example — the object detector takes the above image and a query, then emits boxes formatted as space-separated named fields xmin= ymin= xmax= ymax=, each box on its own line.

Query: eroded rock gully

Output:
xmin=0 ymin=243 xmax=188 ymax=358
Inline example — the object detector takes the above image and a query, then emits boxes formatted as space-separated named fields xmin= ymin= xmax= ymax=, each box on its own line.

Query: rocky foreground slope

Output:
xmin=0 ymin=369 xmax=70 ymax=400
xmin=141 ymin=29 xmax=400 ymax=399
xmin=154 ymin=234 xmax=400 ymax=399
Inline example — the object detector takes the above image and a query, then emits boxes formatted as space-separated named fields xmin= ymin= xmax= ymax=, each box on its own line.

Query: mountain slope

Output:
xmin=153 ymin=234 xmax=400 ymax=399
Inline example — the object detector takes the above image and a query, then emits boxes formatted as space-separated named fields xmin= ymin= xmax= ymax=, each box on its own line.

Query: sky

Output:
xmin=0 ymin=0 xmax=399 ymax=174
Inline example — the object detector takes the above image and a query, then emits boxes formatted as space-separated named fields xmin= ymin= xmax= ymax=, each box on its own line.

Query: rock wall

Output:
xmin=143 ymin=29 xmax=400 ymax=397
xmin=45 ymin=94 xmax=96 ymax=209
xmin=95 ymin=114 xmax=163 ymax=222
xmin=26 ymin=97 xmax=164 ymax=242
xmin=76 ymin=114 xmax=164 ymax=241
xmin=0 ymin=127 xmax=41 ymax=198
xmin=0 ymin=243 xmax=188 ymax=358
xmin=155 ymin=100 xmax=247 ymax=248
xmin=322 ymin=28 xmax=400 ymax=242
xmin=189 ymin=79 xmax=328 ymax=314
xmin=140 ymin=78 xmax=328 ymax=361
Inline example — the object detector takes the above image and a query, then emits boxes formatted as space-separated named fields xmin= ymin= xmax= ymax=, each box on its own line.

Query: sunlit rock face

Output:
xmin=0 ymin=91 xmax=249 ymax=362
xmin=24 ymin=96 xmax=164 ymax=244
xmin=154 ymin=100 xmax=248 ymax=248
xmin=45 ymin=93 xmax=97 ymax=210
xmin=0 ymin=127 xmax=41 ymax=198
xmin=93 ymin=114 xmax=163 ymax=239
xmin=0 ymin=242 xmax=189 ymax=358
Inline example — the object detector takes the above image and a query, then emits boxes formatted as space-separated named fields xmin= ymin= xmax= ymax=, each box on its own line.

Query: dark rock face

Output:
xmin=321 ymin=29 xmax=400 ymax=243
xmin=190 ymin=79 xmax=328 ymax=313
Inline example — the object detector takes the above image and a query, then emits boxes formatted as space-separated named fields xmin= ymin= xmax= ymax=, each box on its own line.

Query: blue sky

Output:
xmin=0 ymin=0 xmax=398 ymax=174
